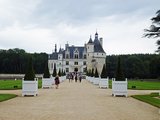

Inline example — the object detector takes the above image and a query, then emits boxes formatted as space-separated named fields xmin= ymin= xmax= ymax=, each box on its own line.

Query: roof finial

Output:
xmin=55 ymin=44 xmax=57 ymax=53
xmin=95 ymin=29 xmax=98 ymax=35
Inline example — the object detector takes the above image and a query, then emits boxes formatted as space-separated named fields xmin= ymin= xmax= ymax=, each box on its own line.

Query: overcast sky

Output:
xmin=0 ymin=0 xmax=159 ymax=55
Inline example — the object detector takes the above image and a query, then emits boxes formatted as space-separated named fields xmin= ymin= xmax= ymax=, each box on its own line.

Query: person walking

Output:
xmin=68 ymin=73 xmax=71 ymax=83
xmin=75 ymin=74 xmax=77 ymax=82
xmin=79 ymin=75 xmax=82 ymax=83
xmin=55 ymin=75 xmax=60 ymax=89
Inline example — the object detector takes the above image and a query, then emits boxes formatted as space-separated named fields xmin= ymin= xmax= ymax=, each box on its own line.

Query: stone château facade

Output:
xmin=48 ymin=32 xmax=106 ymax=75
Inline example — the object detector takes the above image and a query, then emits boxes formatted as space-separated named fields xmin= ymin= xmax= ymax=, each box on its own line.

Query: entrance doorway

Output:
xmin=74 ymin=67 xmax=78 ymax=72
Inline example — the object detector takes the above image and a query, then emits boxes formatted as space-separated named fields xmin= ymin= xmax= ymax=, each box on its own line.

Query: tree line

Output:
xmin=0 ymin=48 xmax=159 ymax=79
xmin=0 ymin=48 xmax=48 ymax=74
xmin=106 ymin=54 xmax=160 ymax=79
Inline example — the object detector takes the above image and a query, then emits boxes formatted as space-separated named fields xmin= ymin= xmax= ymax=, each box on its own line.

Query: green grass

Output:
xmin=109 ymin=80 xmax=160 ymax=90
xmin=0 ymin=94 xmax=17 ymax=102
xmin=0 ymin=79 xmax=42 ymax=90
xmin=128 ymin=80 xmax=160 ymax=90
xmin=132 ymin=92 xmax=160 ymax=108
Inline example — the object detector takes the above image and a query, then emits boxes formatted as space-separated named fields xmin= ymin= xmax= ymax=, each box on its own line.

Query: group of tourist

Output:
xmin=68 ymin=72 xmax=82 ymax=83
xmin=54 ymin=72 xmax=83 ymax=89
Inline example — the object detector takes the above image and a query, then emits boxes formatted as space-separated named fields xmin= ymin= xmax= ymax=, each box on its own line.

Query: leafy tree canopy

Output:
xmin=144 ymin=10 xmax=160 ymax=53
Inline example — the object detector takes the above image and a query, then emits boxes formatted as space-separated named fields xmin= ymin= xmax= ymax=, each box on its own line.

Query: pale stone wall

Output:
xmin=49 ymin=59 xmax=87 ymax=74
xmin=95 ymin=57 xmax=106 ymax=75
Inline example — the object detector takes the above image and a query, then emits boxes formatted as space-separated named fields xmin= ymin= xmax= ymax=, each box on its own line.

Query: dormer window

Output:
xmin=74 ymin=48 xmax=79 ymax=59
xmin=74 ymin=54 xmax=78 ymax=59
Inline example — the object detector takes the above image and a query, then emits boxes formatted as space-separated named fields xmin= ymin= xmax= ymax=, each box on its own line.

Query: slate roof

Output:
xmin=93 ymin=37 xmax=105 ymax=53
xmin=49 ymin=52 xmax=58 ymax=60
xmin=49 ymin=32 xmax=105 ymax=60
xmin=88 ymin=36 xmax=93 ymax=44
xmin=49 ymin=46 xmax=86 ymax=60
xmin=66 ymin=46 xmax=86 ymax=59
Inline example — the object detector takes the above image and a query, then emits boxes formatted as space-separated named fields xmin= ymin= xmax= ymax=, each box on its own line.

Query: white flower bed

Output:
xmin=42 ymin=78 xmax=53 ymax=88
xmin=112 ymin=78 xmax=127 ymax=97
xmin=99 ymin=77 xmax=109 ymax=88
xmin=22 ymin=78 xmax=38 ymax=96
xmin=93 ymin=77 xmax=100 ymax=85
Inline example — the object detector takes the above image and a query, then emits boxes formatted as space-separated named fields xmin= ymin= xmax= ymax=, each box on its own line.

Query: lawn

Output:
xmin=109 ymin=80 xmax=160 ymax=90
xmin=128 ymin=80 xmax=160 ymax=90
xmin=132 ymin=92 xmax=160 ymax=108
xmin=0 ymin=79 xmax=42 ymax=90
xmin=0 ymin=94 xmax=17 ymax=102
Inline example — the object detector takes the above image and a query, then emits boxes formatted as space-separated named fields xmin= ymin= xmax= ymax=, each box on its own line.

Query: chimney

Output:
xmin=55 ymin=44 xmax=57 ymax=53
xmin=99 ymin=38 xmax=103 ymax=47
xmin=65 ymin=41 xmax=69 ymax=50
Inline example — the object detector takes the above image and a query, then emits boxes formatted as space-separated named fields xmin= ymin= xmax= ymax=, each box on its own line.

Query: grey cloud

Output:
xmin=0 ymin=0 xmax=159 ymax=28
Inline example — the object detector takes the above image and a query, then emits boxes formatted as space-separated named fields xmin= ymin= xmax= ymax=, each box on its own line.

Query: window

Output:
xmin=74 ymin=49 xmax=79 ymax=59
xmin=102 ymin=53 xmax=103 ymax=55
xmin=66 ymin=61 xmax=69 ymax=65
xmin=88 ymin=47 xmax=89 ymax=49
xmin=66 ymin=54 xmax=69 ymax=59
xmin=88 ymin=54 xmax=89 ymax=56
xmin=83 ymin=68 xmax=86 ymax=72
xmin=84 ymin=54 xmax=86 ymax=59
xmin=83 ymin=61 xmax=86 ymax=65
xmin=74 ymin=54 xmax=78 ymax=59
xmin=66 ymin=68 xmax=69 ymax=72
xmin=74 ymin=62 xmax=78 ymax=65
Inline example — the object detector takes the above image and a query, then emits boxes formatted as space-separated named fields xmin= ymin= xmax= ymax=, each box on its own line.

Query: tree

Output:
xmin=62 ymin=69 xmax=65 ymax=76
xmin=43 ymin=62 xmax=50 ymax=78
xmin=115 ymin=57 xmax=125 ymax=81
xmin=24 ymin=57 xmax=35 ymax=80
xmin=91 ymin=68 xmax=94 ymax=77
xmin=63 ymin=70 xmax=66 ymax=76
xmin=149 ymin=56 xmax=160 ymax=79
xmin=144 ymin=10 xmax=160 ymax=53
xmin=125 ymin=56 xmax=145 ymax=79
xmin=101 ymin=64 xmax=107 ymax=78
xmin=88 ymin=69 xmax=91 ymax=76
xmin=86 ymin=69 xmax=88 ymax=76
xmin=58 ymin=68 xmax=61 ymax=77
xmin=94 ymin=68 xmax=99 ymax=78
xmin=52 ymin=63 xmax=57 ymax=77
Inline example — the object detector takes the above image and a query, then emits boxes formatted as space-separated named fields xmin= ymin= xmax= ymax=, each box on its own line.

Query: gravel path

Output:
xmin=0 ymin=80 xmax=159 ymax=120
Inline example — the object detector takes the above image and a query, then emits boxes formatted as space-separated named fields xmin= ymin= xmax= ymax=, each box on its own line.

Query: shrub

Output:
xmin=101 ymin=64 xmax=107 ymax=78
xmin=24 ymin=57 xmax=35 ymax=80
xmin=58 ymin=69 xmax=61 ymax=77
xmin=43 ymin=62 xmax=50 ymax=78
xmin=64 ymin=70 xmax=66 ymax=76
xmin=91 ymin=68 xmax=94 ymax=77
xmin=94 ymin=68 xmax=99 ymax=78
xmin=52 ymin=63 xmax=57 ymax=77
xmin=115 ymin=57 xmax=125 ymax=81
